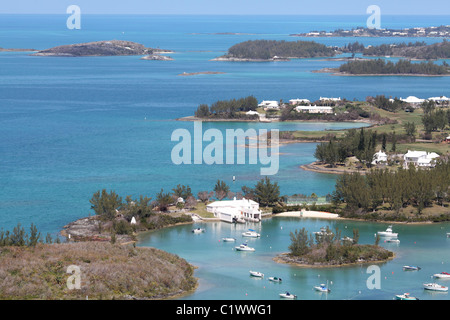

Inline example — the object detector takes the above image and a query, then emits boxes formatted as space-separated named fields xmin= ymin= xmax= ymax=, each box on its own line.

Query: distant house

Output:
xmin=372 ymin=150 xmax=388 ymax=165
xmin=246 ymin=110 xmax=259 ymax=116
xmin=289 ymin=98 xmax=311 ymax=105
xmin=400 ymin=96 xmax=425 ymax=106
xmin=428 ymin=96 xmax=450 ymax=104
xmin=403 ymin=150 xmax=440 ymax=168
xmin=446 ymin=135 xmax=450 ymax=143
xmin=295 ymin=105 xmax=333 ymax=114
xmin=206 ymin=198 xmax=261 ymax=223
xmin=319 ymin=97 xmax=341 ymax=102
xmin=258 ymin=100 xmax=279 ymax=109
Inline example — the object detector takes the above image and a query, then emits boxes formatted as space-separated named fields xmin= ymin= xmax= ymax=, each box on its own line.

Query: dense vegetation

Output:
xmin=362 ymin=40 xmax=450 ymax=60
xmin=0 ymin=223 xmax=59 ymax=247
xmin=225 ymin=40 xmax=336 ymax=60
xmin=194 ymin=96 xmax=259 ymax=119
xmin=339 ymin=58 xmax=450 ymax=75
xmin=284 ymin=227 xmax=393 ymax=266
xmin=314 ymin=128 xmax=378 ymax=168
xmin=0 ymin=242 xmax=197 ymax=299
xmin=332 ymin=160 xmax=450 ymax=215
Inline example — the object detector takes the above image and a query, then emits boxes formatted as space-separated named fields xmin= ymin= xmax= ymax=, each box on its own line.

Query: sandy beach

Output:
xmin=275 ymin=210 xmax=340 ymax=219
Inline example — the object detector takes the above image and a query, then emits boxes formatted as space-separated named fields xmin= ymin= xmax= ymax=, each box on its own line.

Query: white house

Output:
xmin=289 ymin=98 xmax=311 ymax=105
xmin=400 ymin=96 xmax=425 ymax=106
xmin=246 ymin=110 xmax=259 ymax=116
xmin=206 ymin=198 xmax=261 ymax=223
xmin=320 ymin=97 xmax=341 ymax=102
xmin=295 ymin=105 xmax=333 ymax=114
xmin=428 ymin=96 xmax=450 ymax=104
xmin=403 ymin=150 xmax=440 ymax=168
xmin=372 ymin=150 xmax=388 ymax=165
xmin=258 ymin=100 xmax=279 ymax=109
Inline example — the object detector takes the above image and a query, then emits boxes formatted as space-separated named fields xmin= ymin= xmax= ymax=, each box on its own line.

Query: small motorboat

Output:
xmin=395 ymin=293 xmax=419 ymax=300
xmin=377 ymin=225 xmax=398 ymax=237
xmin=434 ymin=272 xmax=450 ymax=279
xmin=242 ymin=229 xmax=260 ymax=238
xmin=279 ymin=292 xmax=297 ymax=299
xmin=192 ymin=228 xmax=205 ymax=234
xmin=221 ymin=237 xmax=236 ymax=242
xmin=249 ymin=270 xmax=264 ymax=278
xmin=268 ymin=276 xmax=282 ymax=283
xmin=235 ymin=243 xmax=255 ymax=252
xmin=423 ymin=283 xmax=449 ymax=292
xmin=385 ymin=239 xmax=400 ymax=243
xmin=314 ymin=227 xmax=333 ymax=237
xmin=403 ymin=266 xmax=421 ymax=271
xmin=314 ymin=284 xmax=331 ymax=293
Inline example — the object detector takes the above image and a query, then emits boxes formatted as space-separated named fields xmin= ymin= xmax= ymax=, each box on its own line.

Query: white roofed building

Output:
xmin=403 ymin=150 xmax=440 ymax=168
xmin=295 ymin=105 xmax=333 ymax=114
xmin=289 ymin=98 xmax=311 ymax=105
xmin=258 ymin=100 xmax=279 ymax=109
xmin=207 ymin=198 xmax=261 ymax=223
xmin=372 ymin=150 xmax=388 ymax=165
xmin=400 ymin=96 xmax=425 ymax=106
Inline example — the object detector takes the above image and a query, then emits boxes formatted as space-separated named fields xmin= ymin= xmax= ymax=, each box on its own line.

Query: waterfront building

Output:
xmin=294 ymin=105 xmax=333 ymax=114
xmin=258 ymin=100 xmax=279 ymax=109
xmin=206 ymin=198 xmax=261 ymax=223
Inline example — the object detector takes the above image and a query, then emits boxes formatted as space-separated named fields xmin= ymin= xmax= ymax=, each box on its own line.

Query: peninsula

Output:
xmin=291 ymin=25 xmax=450 ymax=38
xmin=32 ymin=40 xmax=172 ymax=57
xmin=212 ymin=39 xmax=337 ymax=61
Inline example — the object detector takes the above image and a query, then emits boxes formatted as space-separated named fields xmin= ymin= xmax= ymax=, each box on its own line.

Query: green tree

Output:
xmin=254 ymin=177 xmax=280 ymax=207
xmin=214 ymin=180 xmax=230 ymax=200
xmin=288 ymin=228 xmax=310 ymax=256
xmin=90 ymin=189 xmax=123 ymax=221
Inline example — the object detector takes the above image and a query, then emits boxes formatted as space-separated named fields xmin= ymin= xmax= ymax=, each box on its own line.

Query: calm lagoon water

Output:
xmin=138 ymin=218 xmax=450 ymax=300
xmin=1 ymin=14 xmax=450 ymax=300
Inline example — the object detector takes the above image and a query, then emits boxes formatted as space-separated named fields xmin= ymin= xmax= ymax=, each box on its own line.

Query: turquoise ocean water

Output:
xmin=1 ymin=14 xmax=450 ymax=300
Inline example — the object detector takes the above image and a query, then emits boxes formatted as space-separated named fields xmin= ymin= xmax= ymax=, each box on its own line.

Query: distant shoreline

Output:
xmin=313 ymin=67 xmax=450 ymax=77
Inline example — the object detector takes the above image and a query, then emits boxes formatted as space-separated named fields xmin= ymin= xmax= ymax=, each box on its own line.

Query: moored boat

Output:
xmin=221 ymin=237 xmax=236 ymax=242
xmin=192 ymin=228 xmax=205 ymax=234
xmin=279 ymin=292 xmax=297 ymax=299
xmin=249 ymin=270 xmax=264 ymax=278
xmin=434 ymin=272 xmax=450 ymax=279
xmin=395 ymin=293 xmax=418 ymax=300
xmin=403 ymin=265 xmax=421 ymax=271
xmin=242 ymin=229 xmax=260 ymax=238
xmin=314 ymin=284 xmax=331 ymax=293
xmin=268 ymin=276 xmax=282 ymax=282
xmin=235 ymin=243 xmax=255 ymax=252
xmin=377 ymin=225 xmax=398 ymax=237
xmin=423 ymin=283 xmax=448 ymax=292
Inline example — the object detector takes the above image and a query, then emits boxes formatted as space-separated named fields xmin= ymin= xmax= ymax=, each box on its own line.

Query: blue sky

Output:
xmin=1 ymin=0 xmax=449 ymax=15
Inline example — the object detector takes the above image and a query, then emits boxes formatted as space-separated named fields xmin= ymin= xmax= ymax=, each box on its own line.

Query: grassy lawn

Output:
xmin=189 ymin=202 xmax=215 ymax=218
xmin=286 ymin=102 xmax=450 ymax=154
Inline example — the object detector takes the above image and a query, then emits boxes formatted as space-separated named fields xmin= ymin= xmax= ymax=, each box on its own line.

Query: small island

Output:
xmin=321 ymin=58 xmax=450 ymax=76
xmin=32 ymin=40 xmax=171 ymax=57
xmin=212 ymin=39 xmax=337 ymax=61
xmin=275 ymin=227 xmax=394 ymax=267
xmin=177 ymin=71 xmax=226 ymax=76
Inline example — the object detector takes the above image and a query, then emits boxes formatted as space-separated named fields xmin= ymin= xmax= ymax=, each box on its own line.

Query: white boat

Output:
xmin=314 ymin=227 xmax=333 ymax=237
xmin=235 ymin=243 xmax=255 ymax=252
xmin=433 ymin=272 xmax=450 ymax=279
xmin=403 ymin=265 xmax=421 ymax=271
xmin=423 ymin=283 xmax=448 ymax=292
xmin=249 ymin=270 xmax=264 ymax=278
xmin=192 ymin=228 xmax=205 ymax=234
xmin=268 ymin=276 xmax=282 ymax=283
xmin=242 ymin=229 xmax=260 ymax=238
xmin=221 ymin=237 xmax=236 ymax=242
xmin=314 ymin=284 xmax=331 ymax=293
xmin=279 ymin=292 xmax=297 ymax=299
xmin=395 ymin=293 xmax=418 ymax=300
xmin=386 ymin=239 xmax=400 ymax=243
xmin=377 ymin=225 xmax=398 ymax=237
